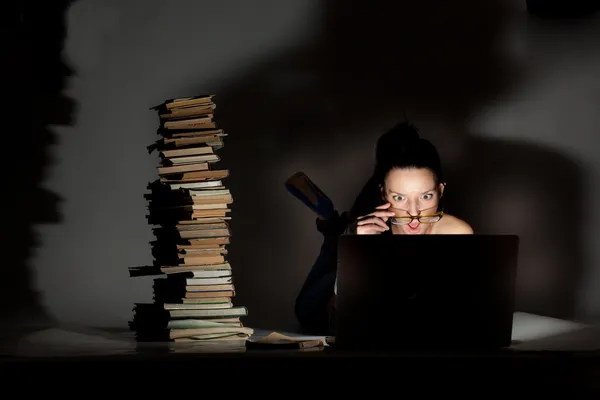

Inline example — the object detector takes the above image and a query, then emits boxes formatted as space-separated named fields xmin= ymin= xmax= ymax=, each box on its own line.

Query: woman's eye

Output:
xmin=422 ymin=193 xmax=433 ymax=200
xmin=392 ymin=195 xmax=405 ymax=201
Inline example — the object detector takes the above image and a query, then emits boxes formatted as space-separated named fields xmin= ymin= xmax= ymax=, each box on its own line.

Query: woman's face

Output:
xmin=382 ymin=167 xmax=443 ymax=234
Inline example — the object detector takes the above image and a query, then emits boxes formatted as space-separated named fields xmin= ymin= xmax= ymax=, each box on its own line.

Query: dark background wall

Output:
xmin=5 ymin=0 xmax=599 ymax=332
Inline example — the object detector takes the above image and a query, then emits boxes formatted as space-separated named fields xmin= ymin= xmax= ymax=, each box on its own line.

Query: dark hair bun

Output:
xmin=375 ymin=121 xmax=421 ymax=164
xmin=372 ymin=120 xmax=444 ymax=184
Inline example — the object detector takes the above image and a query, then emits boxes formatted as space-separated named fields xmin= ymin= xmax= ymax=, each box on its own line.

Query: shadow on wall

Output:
xmin=447 ymin=2 xmax=599 ymax=321
xmin=199 ymin=0 xmax=590 ymax=330
xmin=526 ymin=0 xmax=599 ymax=18
xmin=1 ymin=1 xmax=77 ymax=330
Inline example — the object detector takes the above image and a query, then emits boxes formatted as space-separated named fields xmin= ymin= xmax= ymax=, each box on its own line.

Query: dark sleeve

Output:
xmin=294 ymin=211 xmax=348 ymax=334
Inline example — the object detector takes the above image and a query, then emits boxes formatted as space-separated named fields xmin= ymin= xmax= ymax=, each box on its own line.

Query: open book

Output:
xmin=246 ymin=332 xmax=325 ymax=350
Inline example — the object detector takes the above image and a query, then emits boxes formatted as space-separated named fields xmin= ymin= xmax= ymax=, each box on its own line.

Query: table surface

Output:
xmin=2 ymin=312 xmax=600 ymax=396
xmin=1 ymin=311 xmax=598 ymax=359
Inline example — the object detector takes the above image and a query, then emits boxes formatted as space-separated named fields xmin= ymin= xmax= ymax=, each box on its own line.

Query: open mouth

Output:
xmin=406 ymin=222 xmax=420 ymax=232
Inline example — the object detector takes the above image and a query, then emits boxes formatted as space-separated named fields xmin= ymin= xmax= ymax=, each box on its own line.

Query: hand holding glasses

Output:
xmin=355 ymin=203 xmax=444 ymax=234
xmin=355 ymin=203 xmax=396 ymax=234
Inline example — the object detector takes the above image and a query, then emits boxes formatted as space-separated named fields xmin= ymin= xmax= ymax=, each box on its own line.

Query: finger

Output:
xmin=357 ymin=224 xmax=387 ymax=234
xmin=375 ymin=202 xmax=391 ymax=210
xmin=357 ymin=218 xmax=389 ymax=230
xmin=356 ymin=217 xmax=384 ymax=226
xmin=372 ymin=218 xmax=390 ymax=230
xmin=367 ymin=211 xmax=396 ymax=220
xmin=356 ymin=225 xmax=383 ymax=235
xmin=370 ymin=224 xmax=388 ymax=232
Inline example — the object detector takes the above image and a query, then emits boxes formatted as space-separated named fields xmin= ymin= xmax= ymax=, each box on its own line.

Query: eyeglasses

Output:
xmin=390 ymin=210 xmax=444 ymax=225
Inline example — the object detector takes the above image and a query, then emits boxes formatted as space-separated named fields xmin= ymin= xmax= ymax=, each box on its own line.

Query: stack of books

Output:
xmin=129 ymin=95 xmax=252 ymax=344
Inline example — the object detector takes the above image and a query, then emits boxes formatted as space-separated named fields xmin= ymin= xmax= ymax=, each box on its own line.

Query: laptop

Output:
xmin=334 ymin=234 xmax=519 ymax=351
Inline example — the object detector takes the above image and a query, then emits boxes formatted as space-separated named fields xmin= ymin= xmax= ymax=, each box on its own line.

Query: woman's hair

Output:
xmin=348 ymin=121 xmax=444 ymax=219
xmin=373 ymin=121 xmax=444 ymax=188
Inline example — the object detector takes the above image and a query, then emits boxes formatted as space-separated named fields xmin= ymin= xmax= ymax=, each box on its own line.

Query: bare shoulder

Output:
xmin=434 ymin=213 xmax=474 ymax=234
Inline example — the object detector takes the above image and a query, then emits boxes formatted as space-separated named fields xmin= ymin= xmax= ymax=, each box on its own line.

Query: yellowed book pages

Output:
xmin=177 ymin=245 xmax=228 ymax=252
xmin=164 ymin=135 xmax=221 ymax=147
xmin=165 ymin=95 xmax=214 ymax=109
xmin=192 ymin=203 xmax=229 ymax=210
xmin=192 ymin=209 xmax=231 ymax=218
xmin=247 ymin=332 xmax=325 ymax=349
xmin=179 ymin=229 xmax=230 ymax=239
xmin=191 ymin=195 xmax=233 ymax=205
xmin=189 ymin=188 xmax=230 ymax=196
xmin=180 ymin=298 xmax=234 ymax=305
xmin=173 ymin=333 xmax=248 ymax=342
xmin=178 ymin=218 xmax=230 ymax=225
xmin=169 ymin=327 xmax=253 ymax=340
xmin=182 ymin=254 xmax=225 ymax=265
xmin=185 ymin=283 xmax=234 ymax=292
xmin=187 ymin=237 xmax=230 ymax=245
xmin=185 ymin=290 xmax=234 ymax=298
xmin=170 ymin=129 xmax=223 ymax=138
xmin=158 ymin=162 xmax=209 ymax=175
xmin=160 ymin=105 xmax=214 ymax=119
xmin=197 ymin=317 xmax=240 ymax=323
xmin=164 ymin=116 xmax=213 ymax=129
xmin=161 ymin=146 xmax=215 ymax=158
xmin=180 ymin=248 xmax=227 ymax=255
xmin=167 ymin=154 xmax=219 ymax=165
xmin=161 ymin=169 xmax=229 ymax=181
xmin=164 ymin=301 xmax=232 ymax=310
xmin=177 ymin=222 xmax=228 ymax=230
xmin=160 ymin=262 xmax=231 ymax=273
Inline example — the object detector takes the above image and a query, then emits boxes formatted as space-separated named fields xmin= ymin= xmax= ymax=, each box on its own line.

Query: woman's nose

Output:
xmin=407 ymin=203 xmax=419 ymax=216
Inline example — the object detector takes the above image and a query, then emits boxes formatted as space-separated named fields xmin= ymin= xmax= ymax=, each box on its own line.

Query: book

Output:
xmin=246 ymin=332 xmax=325 ymax=350
xmin=129 ymin=94 xmax=252 ymax=345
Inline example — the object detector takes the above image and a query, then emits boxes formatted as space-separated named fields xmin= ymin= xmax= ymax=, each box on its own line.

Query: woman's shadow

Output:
xmin=203 ymin=0 xmax=590 ymax=330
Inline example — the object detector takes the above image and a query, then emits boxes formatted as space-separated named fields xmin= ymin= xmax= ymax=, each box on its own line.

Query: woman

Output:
xmin=352 ymin=123 xmax=473 ymax=236
xmin=294 ymin=122 xmax=472 ymax=334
